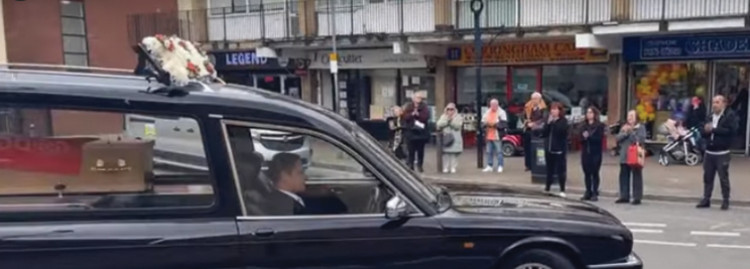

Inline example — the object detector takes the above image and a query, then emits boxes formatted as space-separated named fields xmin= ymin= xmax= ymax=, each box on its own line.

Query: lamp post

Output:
xmin=471 ymin=0 xmax=484 ymax=168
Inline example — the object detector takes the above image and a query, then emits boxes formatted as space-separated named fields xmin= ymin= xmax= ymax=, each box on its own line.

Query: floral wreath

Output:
xmin=139 ymin=34 xmax=223 ymax=86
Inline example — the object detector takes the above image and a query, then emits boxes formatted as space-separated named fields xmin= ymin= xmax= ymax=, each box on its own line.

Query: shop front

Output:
xmin=310 ymin=49 xmax=439 ymax=140
xmin=209 ymin=49 xmax=309 ymax=98
xmin=447 ymin=38 xmax=610 ymax=131
xmin=623 ymin=33 xmax=750 ymax=155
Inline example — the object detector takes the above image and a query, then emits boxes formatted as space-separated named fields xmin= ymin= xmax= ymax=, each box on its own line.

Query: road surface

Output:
xmin=596 ymin=198 xmax=750 ymax=268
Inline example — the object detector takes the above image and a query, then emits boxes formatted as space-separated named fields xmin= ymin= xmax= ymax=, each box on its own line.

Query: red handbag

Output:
xmin=626 ymin=142 xmax=646 ymax=168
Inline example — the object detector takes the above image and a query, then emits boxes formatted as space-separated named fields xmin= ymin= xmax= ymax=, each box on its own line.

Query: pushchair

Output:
xmin=657 ymin=127 xmax=703 ymax=166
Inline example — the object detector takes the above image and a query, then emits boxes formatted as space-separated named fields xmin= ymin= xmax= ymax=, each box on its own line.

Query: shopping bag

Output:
xmin=626 ymin=143 xmax=646 ymax=168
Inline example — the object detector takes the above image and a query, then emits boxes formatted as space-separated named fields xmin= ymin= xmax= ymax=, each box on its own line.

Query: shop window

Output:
xmin=456 ymin=67 xmax=508 ymax=111
xmin=542 ymin=65 xmax=608 ymax=117
xmin=0 ymin=107 xmax=215 ymax=215
xmin=60 ymin=1 xmax=88 ymax=66
xmin=629 ymin=62 xmax=708 ymax=140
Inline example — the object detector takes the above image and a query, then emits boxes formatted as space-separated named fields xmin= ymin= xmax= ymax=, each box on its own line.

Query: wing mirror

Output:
xmin=385 ymin=196 xmax=408 ymax=219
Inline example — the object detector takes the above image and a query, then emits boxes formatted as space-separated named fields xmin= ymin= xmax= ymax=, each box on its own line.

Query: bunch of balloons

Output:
xmin=634 ymin=64 xmax=689 ymax=122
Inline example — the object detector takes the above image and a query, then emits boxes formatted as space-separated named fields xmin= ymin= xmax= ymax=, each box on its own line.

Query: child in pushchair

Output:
xmin=657 ymin=115 xmax=703 ymax=166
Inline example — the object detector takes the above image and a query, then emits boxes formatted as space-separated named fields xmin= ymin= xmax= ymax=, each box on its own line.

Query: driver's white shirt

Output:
xmin=279 ymin=189 xmax=305 ymax=207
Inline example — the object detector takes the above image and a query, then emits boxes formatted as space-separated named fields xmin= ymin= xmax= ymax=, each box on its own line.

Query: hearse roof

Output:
xmin=0 ymin=65 xmax=355 ymax=136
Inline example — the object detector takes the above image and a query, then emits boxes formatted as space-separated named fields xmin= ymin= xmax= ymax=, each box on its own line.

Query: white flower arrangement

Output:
xmin=140 ymin=34 xmax=219 ymax=86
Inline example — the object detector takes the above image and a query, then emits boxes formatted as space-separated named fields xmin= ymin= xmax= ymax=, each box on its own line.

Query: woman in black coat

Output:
xmin=541 ymin=102 xmax=569 ymax=197
xmin=580 ymin=106 xmax=605 ymax=201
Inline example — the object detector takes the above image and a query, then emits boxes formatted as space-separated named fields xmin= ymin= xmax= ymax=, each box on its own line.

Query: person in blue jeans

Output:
xmin=481 ymin=99 xmax=508 ymax=173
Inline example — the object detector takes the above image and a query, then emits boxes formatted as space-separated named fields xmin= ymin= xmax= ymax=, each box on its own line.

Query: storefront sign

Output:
xmin=446 ymin=39 xmax=608 ymax=66
xmin=623 ymin=33 xmax=750 ymax=61
xmin=209 ymin=50 xmax=311 ymax=72
xmin=309 ymin=49 xmax=428 ymax=69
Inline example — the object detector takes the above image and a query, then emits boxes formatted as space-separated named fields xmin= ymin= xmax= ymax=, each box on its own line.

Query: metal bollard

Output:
xmin=435 ymin=132 xmax=443 ymax=173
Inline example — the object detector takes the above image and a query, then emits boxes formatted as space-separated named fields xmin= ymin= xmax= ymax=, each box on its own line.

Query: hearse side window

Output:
xmin=0 ymin=107 xmax=215 ymax=213
xmin=225 ymin=124 xmax=394 ymax=216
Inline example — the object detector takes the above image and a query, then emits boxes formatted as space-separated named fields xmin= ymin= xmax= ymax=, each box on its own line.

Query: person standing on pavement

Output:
xmin=697 ymin=95 xmax=739 ymax=210
xmin=580 ymin=106 xmax=605 ymax=201
xmin=437 ymin=103 xmax=464 ymax=174
xmin=481 ymin=99 xmax=508 ymax=173
xmin=523 ymin=92 xmax=547 ymax=171
xmin=541 ymin=102 xmax=569 ymax=197
xmin=402 ymin=91 xmax=431 ymax=172
xmin=615 ymin=110 xmax=647 ymax=205
xmin=386 ymin=105 xmax=406 ymax=161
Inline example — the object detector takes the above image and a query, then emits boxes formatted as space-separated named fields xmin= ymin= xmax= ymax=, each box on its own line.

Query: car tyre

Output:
xmin=502 ymin=142 xmax=516 ymax=157
xmin=501 ymin=249 xmax=576 ymax=269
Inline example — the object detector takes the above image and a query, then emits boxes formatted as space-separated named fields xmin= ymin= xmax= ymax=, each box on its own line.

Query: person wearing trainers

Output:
xmin=541 ymin=102 xmax=569 ymax=197
xmin=437 ymin=103 xmax=464 ymax=174
xmin=697 ymin=95 xmax=739 ymax=210
xmin=615 ymin=110 xmax=646 ymax=205
xmin=481 ymin=99 xmax=508 ymax=173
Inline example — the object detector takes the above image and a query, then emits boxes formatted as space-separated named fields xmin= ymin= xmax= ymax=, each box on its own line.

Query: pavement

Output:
xmin=596 ymin=197 xmax=750 ymax=268
xmin=419 ymin=145 xmax=750 ymax=206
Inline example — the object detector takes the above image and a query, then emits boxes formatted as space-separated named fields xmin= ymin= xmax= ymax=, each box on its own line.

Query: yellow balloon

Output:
xmin=669 ymin=71 xmax=680 ymax=81
xmin=695 ymin=86 xmax=706 ymax=96
xmin=640 ymin=77 xmax=650 ymax=85
xmin=657 ymin=77 xmax=668 ymax=85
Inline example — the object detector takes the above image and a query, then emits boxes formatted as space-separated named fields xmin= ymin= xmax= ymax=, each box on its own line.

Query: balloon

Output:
xmin=695 ymin=85 xmax=706 ymax=96
xmin=640 ymin=77 xmax=650 ymax=85
xmin=657 ymin=77 xmax=668 ymax=85
xmin=669 ymin=71 xmax=680 ymax=81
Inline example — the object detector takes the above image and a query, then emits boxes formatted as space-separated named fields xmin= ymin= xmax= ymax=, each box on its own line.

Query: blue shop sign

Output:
xmin=623 ymin=33 xmax=750 ymax=62
xmin=210 ymin=50 xmax=272 ymax=69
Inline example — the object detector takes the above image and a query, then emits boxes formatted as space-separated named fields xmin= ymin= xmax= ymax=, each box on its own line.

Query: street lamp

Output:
xmin=471 ymin=0 xmax=484 ymax=168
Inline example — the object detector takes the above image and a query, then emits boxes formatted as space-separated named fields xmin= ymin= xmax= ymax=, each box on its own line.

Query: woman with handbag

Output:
xmin=616 ymin=110 xmax=647 ymax=205
xmin=436 ymin=103 xmax=464 ymax=174
xmin=386 ymin=106 xmax=406 ymax=161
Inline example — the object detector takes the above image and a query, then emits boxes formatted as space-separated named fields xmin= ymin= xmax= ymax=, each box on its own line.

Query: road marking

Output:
xmin=629 ymin=228 xmax=664 ymax=234
xmin=707 ymin=244 xmax=750 ymax=249
xmin=710 ymin=222 xmax=731 ymax=230
xmin=624 ymin=222 xmax=667 ymax=228
xmin=690 ymin=231 xmax=741 ymax=237
xmin=635 ymin=239 xmax=697 ymax=247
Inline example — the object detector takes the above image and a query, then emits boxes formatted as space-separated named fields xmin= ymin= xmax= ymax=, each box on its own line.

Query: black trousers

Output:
xmin=618 ymin=164 xmax=643 ymax=201
xmin=702 ymin=153 xmax=731 ymax=201
xmin=582 ymin=154 xmax=602 ymax=197
xmin=523 ymin=131 xmax=532 ymax=170
xmin=545 ymin=152 xmax=567 ymax=192
xmin=407 ymin=139 xmax=427 ymax=170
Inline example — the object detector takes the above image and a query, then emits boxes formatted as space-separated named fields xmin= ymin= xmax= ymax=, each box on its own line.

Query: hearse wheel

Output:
xmin=502 ymin=249 xmax=575 ymax=269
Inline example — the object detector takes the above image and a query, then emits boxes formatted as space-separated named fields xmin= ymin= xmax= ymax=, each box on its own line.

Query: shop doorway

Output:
xmin=712 ymin=62 xmax=750 ymax=155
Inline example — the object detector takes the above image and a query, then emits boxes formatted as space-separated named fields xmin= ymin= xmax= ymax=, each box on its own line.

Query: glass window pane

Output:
xmin=64 ymin=53 xmax=88 ymax=66
xmin=0 ymin=108 xmax=215 ymax=213
xmin=62 ymin=17 xmax=86 ymax=35
xmin=629 ymin=62 xmax=708 ymax=140
xmin=456 ymin=67 xmax=508 ymax=110
xmin=233 ymin=0 xmax=247 ymax=12
xmin=542 ymin=64 xmax=608 ymax=116
xmin=210 ymin=0 xmax=232 ymax=15
xmin=227 ymin=125 xmax=392 ymax=216
xmin=63 ymin=35 xmax=87 ymax=53
xmin=60 ymin=1 xmax=84 ymax=17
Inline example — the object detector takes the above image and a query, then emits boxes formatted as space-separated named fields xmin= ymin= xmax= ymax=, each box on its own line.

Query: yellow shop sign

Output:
xmin=446 ymin=39 xmax=608 ymax=66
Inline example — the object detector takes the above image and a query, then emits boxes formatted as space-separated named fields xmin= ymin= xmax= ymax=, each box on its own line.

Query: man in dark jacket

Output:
xmin=697 ymin=95 xmax=739 ymax=210
xmin=402 ymin=91 xmax=431 ymax=172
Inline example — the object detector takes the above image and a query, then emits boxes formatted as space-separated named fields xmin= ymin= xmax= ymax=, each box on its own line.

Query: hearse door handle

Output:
xmin=253 ymin=228 xmax=276 ymax=238
xmin=173 ymin=127 xmax=181 ymax=132
xmin=186 ymin=128 xmax=195 ymax=133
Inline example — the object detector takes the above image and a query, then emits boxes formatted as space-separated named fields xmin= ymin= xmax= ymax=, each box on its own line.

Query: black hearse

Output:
xmin=0 ymin=43 xmax=641 ymax=268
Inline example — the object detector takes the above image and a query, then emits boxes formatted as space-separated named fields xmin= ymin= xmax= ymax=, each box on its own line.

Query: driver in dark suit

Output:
xmin=265 ymin=153 xmax=308 ymax=215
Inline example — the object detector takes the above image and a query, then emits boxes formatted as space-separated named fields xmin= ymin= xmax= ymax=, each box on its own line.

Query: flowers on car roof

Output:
xmin=140 ymin=34 xmax=218 ymax=86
